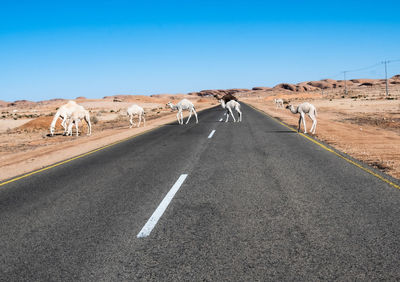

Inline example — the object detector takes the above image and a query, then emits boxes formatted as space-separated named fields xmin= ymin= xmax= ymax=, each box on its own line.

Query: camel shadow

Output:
xmin=263 ymin=130 xmax=296 ymax=133
xmin=46 ymin=133 xmax=65 ymax=137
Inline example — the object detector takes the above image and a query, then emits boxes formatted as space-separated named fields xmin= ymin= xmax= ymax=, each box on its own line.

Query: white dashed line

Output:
xmin=208 ymin=130 xmax=216 ymax=139
xmin=137 ymin=174 xmax=188 ymax=238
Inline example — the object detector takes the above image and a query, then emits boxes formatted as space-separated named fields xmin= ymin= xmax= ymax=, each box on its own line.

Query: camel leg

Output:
xmin=237 ymin=108 xmax=242 ymax=122
xmin=176 ymin=112 xmax=181 ymax=124
xmin=75 ymin=120 xmax=79 ymax=136
xmin=138 ymin=114 xmax=141 ymax=127
xmin=310 ymin=114 xmax=317 ymax=134
xmin=193 ymin=108 xmax=198 ymax=123
xmin=230 ymin=108 xmax=236 ymax=122
xmin=86 ymin=115 xmax=92 ymax=135
xmin=186 ymin=109 xmax=192 ymax=124
xmin=180 ymin=111 xmax=184 ymax=124
xmin=298 ymin=116 xmax=302 ymax=132
xmin=62 ymin=118 xmax=69 ymax=135
xmin=67 ymin=121 xmax=73 ymax=136
xmin=129 ymin=114 xmax=133 ymax=128
xmin=301 ymin=113 xmax=307 ymax=133
xmin=225 ymin=110 xmax=229 ymax=122
xmin=61 ymin=118 xmax=67 ymax=133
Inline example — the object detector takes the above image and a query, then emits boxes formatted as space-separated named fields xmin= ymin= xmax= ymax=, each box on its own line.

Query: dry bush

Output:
xmin=92 ymin=116 xmax=99 ymax=124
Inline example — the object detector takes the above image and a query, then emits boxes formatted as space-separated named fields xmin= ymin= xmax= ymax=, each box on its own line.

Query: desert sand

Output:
xmin=0 ymin=95 xmax=217 ymax=181
xmin=1 ymin=75 xmax=399 ymax=181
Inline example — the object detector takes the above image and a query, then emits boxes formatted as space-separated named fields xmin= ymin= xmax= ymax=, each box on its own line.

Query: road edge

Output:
xmin=245 ymin=102 xmax=400 ymax=190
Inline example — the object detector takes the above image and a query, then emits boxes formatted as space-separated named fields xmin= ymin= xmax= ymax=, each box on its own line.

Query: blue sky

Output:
xmin=1 ymin=0 xmax=399 ymax=101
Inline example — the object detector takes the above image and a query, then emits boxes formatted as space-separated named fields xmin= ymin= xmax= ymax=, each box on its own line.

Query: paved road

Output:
xmin=1 ymin=104 xmax=400 ymax=281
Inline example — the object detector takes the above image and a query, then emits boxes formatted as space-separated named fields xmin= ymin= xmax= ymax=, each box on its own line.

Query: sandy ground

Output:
xmin=1 ymin=81 xmax=399 ymax=182
xmin=0 ymin=119 xmax=33 ymax=132
xmin=0 ymin=96 xmax=216 ymax=181
xmin=242 ymin=93 xmax=400 ymax=179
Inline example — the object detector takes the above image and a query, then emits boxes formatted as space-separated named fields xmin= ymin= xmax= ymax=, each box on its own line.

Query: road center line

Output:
xmin=208 ymin=129 xmax=216 ymax=139
xmin=137 ymin=174 xmax=188 ymax=238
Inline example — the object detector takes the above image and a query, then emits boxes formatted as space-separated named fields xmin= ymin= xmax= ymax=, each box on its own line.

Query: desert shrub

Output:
xmin=92 ymin=116 xmax=99 ymax=124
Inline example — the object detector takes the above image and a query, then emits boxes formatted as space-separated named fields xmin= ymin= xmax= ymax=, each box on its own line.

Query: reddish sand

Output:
xmin=1 ymin=76 xmax=399 ymax=181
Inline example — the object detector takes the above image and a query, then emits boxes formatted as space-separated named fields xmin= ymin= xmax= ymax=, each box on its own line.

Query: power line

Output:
xmin=320 ymin=59 xmax=400 ymax=95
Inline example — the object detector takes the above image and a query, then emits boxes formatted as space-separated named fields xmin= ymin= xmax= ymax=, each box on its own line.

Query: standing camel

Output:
xmin=50 ymin=101 xmax=83 ymax=136
xmin=65 ymin=104 xmax=92 ymax=136
xmin=127 ymin=104 xmax=145 ymax=128
xmin=286 ymin=102 xmax=317 ymax=134
xmin=220 ymin=99 xmax=242 ymax=122
xmin=167 ymin=99 xmax=198 ymax=125
xmin=274 ymin=98 xmax=284 ymax=109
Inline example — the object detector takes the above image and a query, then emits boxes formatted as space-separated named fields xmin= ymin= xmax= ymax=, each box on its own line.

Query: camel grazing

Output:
xmin=65 ymin=104 xmax=92 ymax=136
xmin=220 ymin=99 xmax=242 ymax=122
xmin=50 ymin=101 xmax=79 ymax=136
xmin=167 ymin=99 xmax=198 ymax=125
xmin=274 ymin=98 xmax=284 ymax=109
xmin=127 ymin=104 xmax=145 ymax=128
xmin=286 ymin=102 xmax=317 ymax=134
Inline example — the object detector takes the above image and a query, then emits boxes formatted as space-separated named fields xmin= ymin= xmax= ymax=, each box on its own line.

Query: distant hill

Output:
xmin=188 ymin=74 xmax=400 ymax=96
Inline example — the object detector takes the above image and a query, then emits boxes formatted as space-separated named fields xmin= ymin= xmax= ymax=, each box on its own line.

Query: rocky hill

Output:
xmin=188 ymin=75 xmax=400 ymax=96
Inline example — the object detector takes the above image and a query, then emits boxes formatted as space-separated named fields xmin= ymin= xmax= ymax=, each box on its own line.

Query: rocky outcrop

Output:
xmin=192 ymin=88 xmax=250 ymax=97
xmin=8 ymin=100 xmax=36 ymax=107
xmin=252 ymin=87 xmax=271 ymax=91
xmin=273 ymin=83 xmax=297 ymax=91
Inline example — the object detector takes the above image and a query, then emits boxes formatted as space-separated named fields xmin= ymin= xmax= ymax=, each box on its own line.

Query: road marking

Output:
xmin=246 ymin=103 xmax=400 ymax=190
xmin=137 ymin=174 xmax=188 ymax=238
xmin=208 ymin=129 xmax=216 ymax=139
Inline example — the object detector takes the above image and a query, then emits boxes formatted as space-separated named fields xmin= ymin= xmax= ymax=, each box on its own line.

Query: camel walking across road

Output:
xmin=167 ymin=99 xmax=198 ymax=125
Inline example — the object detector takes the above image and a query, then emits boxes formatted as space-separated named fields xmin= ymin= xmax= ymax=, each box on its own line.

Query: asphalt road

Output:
xmin=1 ymin=104 xmax=400 ymax=281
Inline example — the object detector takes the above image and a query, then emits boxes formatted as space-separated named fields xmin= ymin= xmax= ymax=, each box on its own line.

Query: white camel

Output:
xmin=220 ymin=99 xmax=242 ymax=122
xmin=50 ymin=101 xmax=80 ymax=136
xmin=65 ymin=104 xmax=92 ymax=136
xmin=127 ymin=104 xmax=145 ymax=128
xmin=286 ymin=102 xmax=317 ymax=134
xmin=167 ymin=99 xmax=198 ymax=125
xmin=274 ymin=98 xmax=284 ymax=109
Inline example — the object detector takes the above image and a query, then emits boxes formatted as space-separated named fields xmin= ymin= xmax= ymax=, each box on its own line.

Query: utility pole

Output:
xmin=383 ymin=60 xmax=389 ymax=96
xmin=343 ymin=71 xmax=347 ymax=95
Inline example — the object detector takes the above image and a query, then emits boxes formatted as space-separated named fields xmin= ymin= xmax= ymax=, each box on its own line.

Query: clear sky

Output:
xmin=1 ymin=0 xmax=399 ymax=101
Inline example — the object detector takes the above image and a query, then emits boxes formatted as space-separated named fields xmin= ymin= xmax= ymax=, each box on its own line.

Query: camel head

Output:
xmin=166 ymin=101 xmax=175 ymax=110
xmin=213 ymin=94 xmax=222 ymax=101
xmin=286 ymin=103 xmax=298 ymax=114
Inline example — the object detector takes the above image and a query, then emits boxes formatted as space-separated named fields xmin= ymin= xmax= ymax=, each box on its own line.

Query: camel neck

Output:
xmin=290 ymin=106 xmax=298 ymax=114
